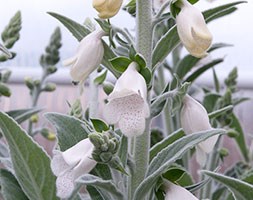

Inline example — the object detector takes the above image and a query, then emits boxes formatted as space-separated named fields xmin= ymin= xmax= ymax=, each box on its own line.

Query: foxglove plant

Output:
xmin=0 ymin=1 xmax=250 ymax=200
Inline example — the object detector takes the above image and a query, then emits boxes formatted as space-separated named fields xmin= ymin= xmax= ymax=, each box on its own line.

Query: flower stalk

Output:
xmin=131 ymin=0 xmax=153 ymax=198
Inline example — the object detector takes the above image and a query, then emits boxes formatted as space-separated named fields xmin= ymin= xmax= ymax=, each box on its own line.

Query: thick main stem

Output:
xmin=131 ymin=0 xmax=153 ymax=198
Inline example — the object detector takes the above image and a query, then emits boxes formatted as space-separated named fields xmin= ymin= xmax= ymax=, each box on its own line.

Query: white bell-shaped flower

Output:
xmin=104 ymin=62 xmax=149 ymax=137
xmin=180 ymin=95 xmax=218 ymax=166
xmin=63 ymin=30 xmax=105 ymax=84
xmin=93 ymin=0 xmax=123 ymax=19
xmin=164 ymin=181 xmax=199 ymax=200
xmin=175 ymin=0 xmax=212 ymax=58
xmin=51 ymin=138 xmax=96 ymax=198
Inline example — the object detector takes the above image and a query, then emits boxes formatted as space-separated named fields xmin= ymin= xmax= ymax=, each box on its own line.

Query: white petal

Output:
xmin=176 ymin=0 xmax=212 ymax=57
xmin=56 ymin=170 xmax=75 ymax=198
xmin=62 ymin=138 xmax=94 ymax=167
xmin=198 ymin=134 xmax=219 ymax=154
xmin=113 ymin=62 xmax=148 ymax=100
xmin=180 ymin=95 xmax=212 ymax=135
xmin=195 ymin=145 xmax=207 ymax=166
xmin=165 ymin=181 xmax=199 ymax=200
xmin=51 ymin=150 xmax=70 ymax=176
xmin=62 ymin=56 xmax=77 ymax=67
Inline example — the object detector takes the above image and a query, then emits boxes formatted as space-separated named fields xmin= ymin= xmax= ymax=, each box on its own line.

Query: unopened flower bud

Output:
xmin=46 ymin=66 xmax=57 ymax=74
xmin=0 ymin=83 xmax=11 ymax=97
xmin=93 ymin=0 xmax=123 ymax=19
xmin=24 ymin=77 xmax=34 ymax=90
xmin=103 ymin=81 xmax=114 ymax=95
xmin=63 ymin=30 xmax=105 ymax=84
xmin=30 ymin=114 xmax=39 ymax=123
xmin=41 ymin=128 xmax=56 ymax=141
xmin=34 ymin=79 xmax=41 ymax=86
xmin=43 ymin=83 xmax=56 ymax=92
xmin=175 ymin=0 xmax=212 ymax=58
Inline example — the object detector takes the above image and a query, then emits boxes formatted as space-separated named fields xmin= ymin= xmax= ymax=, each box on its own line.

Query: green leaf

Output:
xmin=140 ymin=67 xmax=152 ymax=85
xmin=86 ymin=186 xmax=104 ymax=200
xmin=230 ymin=114 xmax=249 ymax=162
xmin=45 ymin=112 xmax=90 ymax=151
xmin=133 ymin=129 xmax=225 ymax=200
xmin=150 ymin=128 xmax=184 ymax=161
xmin=0 ymin=112 xmax=58 ymax=200
xmin=185 ymin=58 xmax=224 ymax=83
xmin=208 ymin=105 xmax=233 ymax=119
xmin=90 ymin=118 xmax=109 ymax=133
xmin=94 ymin=70 xmax=108 ymax=85
xmin=48 ymin=12 xmax=120 ymax=78
xmin=77 ymin=174 xmax=124 ymax=200
xmin=203 ymin=170 xmax=253 ymax=200
xmin=6 ymin=108 xmax=42 ymax=124
xmin=203 ymin=1 xmax=246 ymax=23
xmin=118 ymin=135 xmax=128 ymax=166
xmin=203 ymin=93 xmax=221 ymax=113
xmin=0 ymin=169 xmax=29 ymax=200
xmin=109 ymin=56 xmax=132 ymax=73
xmin=135 ymin=54 xmax=146 ymax=69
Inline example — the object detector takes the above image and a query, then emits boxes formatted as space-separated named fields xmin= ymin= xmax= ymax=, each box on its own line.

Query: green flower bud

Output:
xmin=46 ymin=66 xmax=57 ymax=74
xmin=24 ymin=77 xmax=34 ymax=90
xmin=30 ymin=114 xmax=39 ymax=123
xmin=1 ymin=69 xmax=12 ymax=83
xmin=69 ymin=99 xmax=83 ymax=120
xmin=41 ymin=128 xmax=56 ymax=141
xmin=219 ymin=148 xmax=229 ymax=157
xmin=227 ymin=129 xmax=239 ymax=138
xmin=34 ymin=79 xmax=41 ymax=86
xmin=0 ymin=82 xmax=11 ymax=97
xmin=43 ymin=83 xmax=56 ymax=92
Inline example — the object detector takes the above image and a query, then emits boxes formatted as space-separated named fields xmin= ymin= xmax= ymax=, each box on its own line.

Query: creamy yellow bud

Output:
xmin=93 ymin=0 xmax=123 ymax=19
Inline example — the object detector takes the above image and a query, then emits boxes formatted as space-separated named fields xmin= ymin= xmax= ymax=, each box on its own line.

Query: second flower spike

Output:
xmin=175 ymin=0 xmax=212 ymax=58
xmin=104 ymin=62 xmax=149 ymax=138
xmin=93 ymin=0 xmax=123 ymax=19
xmin=63 ymin=29 xmax=105 ymax=84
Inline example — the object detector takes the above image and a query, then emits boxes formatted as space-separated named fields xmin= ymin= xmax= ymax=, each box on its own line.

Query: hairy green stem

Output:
xmin=131 ymin=0 xmax=153 ymax=199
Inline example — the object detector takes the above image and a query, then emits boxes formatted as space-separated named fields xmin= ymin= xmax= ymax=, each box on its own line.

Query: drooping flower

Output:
xmin=51 ymin=138 xmax=96 ymax=198
xmin=93 ymin=0 xmax=123 ymax=19
xmin=63 ymin=29 xmax=105 ymax=84
xmin=103 ymin=62 xmax=149 ymax=137
xmin=175 ymin=0 xmax=212 ymax=58
xmin=180 ymin=94 xmax=218 ymax=166
xmin=164 ymin=181 xmax=199 ymax=200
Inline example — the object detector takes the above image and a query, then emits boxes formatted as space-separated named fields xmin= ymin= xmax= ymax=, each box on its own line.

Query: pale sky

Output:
xmin=0 ymin=0 xmax=252 ymax=76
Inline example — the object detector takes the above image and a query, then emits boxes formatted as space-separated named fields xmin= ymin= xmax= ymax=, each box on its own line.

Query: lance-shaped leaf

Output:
xmin=0 ymin=169 xmax=29 ymax=200
xmin=202 ymin=170 xmax=253 ymax=200
xmin=77 ymin=174 xmax=124 ymax=200
xmin=48 ymin=12 xmax=120 ymax=78
xmin=45 ymin=112 xmax=90 ymax=151
xmin=133 ymin=129 xmax=225 ymax=200
xmin=0 ymin=112 xmax=58 ymax=200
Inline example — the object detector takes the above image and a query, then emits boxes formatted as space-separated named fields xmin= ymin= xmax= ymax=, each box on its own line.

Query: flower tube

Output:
xmin=63 ymin=30 xmax=105 ymax=84
xmin=175 ymin=0 xmax=212 ymax=58
xmin=93 ymin=0 xmax=123 ymax=19
xmin=180 ymin=95 xmax=218 ymax=166
xmin=51 ymin=138 xmax=96 ymax=198
xmin=104 ymin=62 xmax=149 ymax=137
xmin=164 ymin=181 xmax=199 ymax=200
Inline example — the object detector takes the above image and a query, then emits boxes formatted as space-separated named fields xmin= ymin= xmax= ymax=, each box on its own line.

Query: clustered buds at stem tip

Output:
xmin=180 ymin=95 xmax=218 ymax=166
xmin=164 ymin=181 xmax=199 ymax=200
xmin=63 ymin=29 xmax=105 ymax=85
xmin=93 ymin=0 xmax=123 ymax=19
xmin=175 ymin=0 xmax=212 ymax=58
xmin=103 ymin=62 xmax=149 ymax=138
xmin=51 ymin=138 xmax=96 ymax=198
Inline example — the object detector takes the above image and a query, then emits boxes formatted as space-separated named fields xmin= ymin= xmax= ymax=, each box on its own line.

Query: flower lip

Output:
xmin=175 ymin=0 xmax=212 ymax=58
